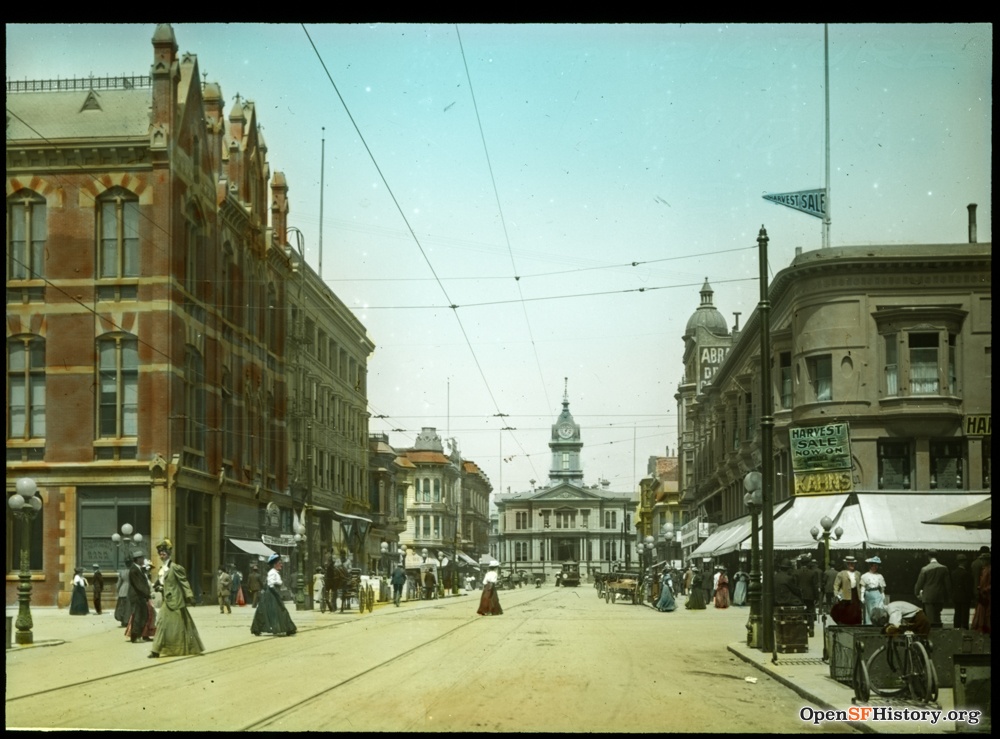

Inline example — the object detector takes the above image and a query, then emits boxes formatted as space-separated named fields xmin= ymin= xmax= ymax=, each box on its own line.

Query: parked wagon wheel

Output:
xmin=366 ymin=584 xmax=375 ymax=613
xmin=605 ymin=586 xmax=611 ymax=603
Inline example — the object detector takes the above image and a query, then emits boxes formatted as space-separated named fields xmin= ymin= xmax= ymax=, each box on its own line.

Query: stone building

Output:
xmin=677 ymin=225 xmax=991 ymax=568
xmin=6 ymin=24 xmax=298 ymax=606
xmin=495 ymin=383 xmax=636 ymax=580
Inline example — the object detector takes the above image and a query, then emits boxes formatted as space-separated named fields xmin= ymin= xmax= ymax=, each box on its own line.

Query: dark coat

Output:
xmin=951 ymin=564 xmax=973 ymax=606
xmin=915 ymin=559 xmax=952 ymax=605
xmin=774 ymin=568 xmax=803 ymax=606
xmin=128 ymin=562 xmax=151 ymax=604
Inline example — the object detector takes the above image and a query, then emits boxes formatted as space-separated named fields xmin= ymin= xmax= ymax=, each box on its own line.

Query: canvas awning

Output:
xmin=690 ymin=514 xmax=753 ymax=559
xmin=858 ymin=493 xmax=991 ymax=550
xmin=457 ymin=551 xmax=480 ymax=567
xmin=742 ymin=494 xmax=850 ymax=552
xmin=229 ymin=538 xmax=277 ymax=558
xmin=922 ymin=497 xmax=991 ymax=530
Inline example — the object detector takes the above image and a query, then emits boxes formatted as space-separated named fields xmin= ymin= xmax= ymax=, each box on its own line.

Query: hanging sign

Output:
xmin=763 ymin=188 xmax=827 ymax=219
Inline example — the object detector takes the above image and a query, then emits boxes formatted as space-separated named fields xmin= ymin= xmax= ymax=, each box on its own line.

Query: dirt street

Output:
xmin=6 ymin=585 xmax=858 ymax=732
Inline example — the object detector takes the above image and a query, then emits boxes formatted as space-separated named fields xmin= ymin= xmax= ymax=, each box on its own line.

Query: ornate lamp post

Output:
xmin=293 ymin=522 xmax=307 ymax=610
xmin=9 ymin=478 xmax=42 ymax=645
xmin=743 ymin=471 xmax=763 ymax=648
xmin=811 ymin=516 xmax=843 ymax=660
xmin=111 ymin=523 xmax=144 ymax=569
xmin=643 ymin=535 xmax=655 ymax=602
xmin=661 ymin=523 xmax=675 ymax=565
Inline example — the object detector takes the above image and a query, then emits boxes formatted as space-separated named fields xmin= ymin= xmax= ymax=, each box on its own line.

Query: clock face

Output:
xmin=558 ymin=425 xmax=574 ymax=439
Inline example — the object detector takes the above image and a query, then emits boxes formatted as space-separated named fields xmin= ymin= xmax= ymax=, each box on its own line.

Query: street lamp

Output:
xmin=293 ymin=522 xmax=307 ymax=610
xmin=9 ymin=478 xmax=42 ymax=645
xmin=743 ymin=471 xmax=763 ymax=649
xmin=643 ymin=535 xmax=655 ymax=602
xmin=111 ymin=523 xmax=144 ymax=570
xmin=661 ymin=523 xmax=675 ymax=565
xmin=811 ymin=516 xmax=843 ymax=660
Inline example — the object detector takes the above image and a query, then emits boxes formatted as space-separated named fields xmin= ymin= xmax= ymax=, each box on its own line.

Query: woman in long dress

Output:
xmin=477 ymin=561 xmax=503 ymax=616
xmin=656 ymin=570 xmax=676 ymax=612
xmin=69 ymin=567 xmax=89 ymax=615
xmin=714 ymin=567 xmax=731 ymax=608
xmin=732 ymin=567 xmax=749 ymax=606
xmin=685 ymin=569 xmax=707 ymax=609
xmin=252 ymin=553 xmax=298 ymax=636
xmin=149 ymin=539 xmax=205 ymax=658
xmin=860 ymin=556 xmax=887 ymax=625
xmin=114 ymin=561 xmax=131 ymax=626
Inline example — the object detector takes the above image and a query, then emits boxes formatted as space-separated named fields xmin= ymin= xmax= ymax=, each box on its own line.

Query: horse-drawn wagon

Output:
xmin=603 ymin=571 xmax=641 ymax=604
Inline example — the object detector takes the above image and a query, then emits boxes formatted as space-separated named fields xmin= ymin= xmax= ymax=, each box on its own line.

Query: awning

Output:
xmin=690 ymin=514 xmax=753 ymax=559
xmin=824 ymin=501 xmax=869 ymax=551
xmin=333 ymin=511 xmax=373 ymax=553
xmin=859 ymin=493 xmax=991 ymax=550
xmin=457 ymin=551 xmax=480 ymax=567
xmin=922 ymin=497 xmax=991 ymax=530
xmin=743 ymin=494 xmax=850 ymax=552
xmin=229 ymin=538 xmax=277 ymax=558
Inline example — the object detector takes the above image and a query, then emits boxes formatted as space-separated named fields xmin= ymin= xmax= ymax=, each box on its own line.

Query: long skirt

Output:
xmin=686 ymin=587 xmax=707 ymax=610
xmin=69 ymin=584 xmax=89 ymax=615
xmin=830 ymin=588 xmax=863 ymax=625
xmin=862 ymin=589 xmax=885 ymax=625
xmin=733 ymin=579 xmax=748 ymax=606
xmin=251 ymin=587 xmax=298 ymax=636
xmin=477 ymin=583 xmax=503 ymax=615
xmin=125 ymin=601 xmax=157 ymax=640
xmin=714 ymin=580 xmax=731 ymax=609
xmin=151 ymin=605 xmax=204 ymax=656
xmin=114 ymin=596 xmax=130 ymax=626
xmin=656 ymin=586 xmax=676 ymax=612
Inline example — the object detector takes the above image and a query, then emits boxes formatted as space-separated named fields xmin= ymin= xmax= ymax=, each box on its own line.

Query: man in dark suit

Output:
xmin=915 ymin=550 xmax=951 ymax=628
xmin=951 ymin=554 xmax=973 ymax=630
xmin=795 ymin=555 xmax=821 ymax=636
xmin=127 ymin=550 xmax=152 ymax=642
xmin=774 ymin=558 xmax=803 ymax=606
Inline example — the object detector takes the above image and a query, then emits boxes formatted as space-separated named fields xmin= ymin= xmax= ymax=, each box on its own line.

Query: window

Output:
xmin=556 ymin=511 xmax=574 ymax=529
xmin=433 ymin=479 xmax=441 ymax=503
xmin=603 ymin=540 xmax=617 ymax=562
xmin=98 ymin=335 xmax=138 ymax=438
xmin=581 ymin=510 xmax=589 ymax=529
xmin=604 ymin=510 xmax=617 ymax=529
xmin=8 ymin=336 xmax=45 ymax=439
xmin=930 ymin=440 xmax=964 ymax=490
xmin=422 ymin=478 xmax=431 ymax=503
xmin=909 ymin=333 xmax=939 ymax=394
xmin=514 ymin=541 xmax=529 ymax=562
xmin=78 ymin=487 xmax=150 ymax=571
xmin=562 ymin=452 xmax=569 ymax=470
xmin=98 ymin=189 xmax=139 ymax=279
xmin=878 ymin=440 xmax=911 ymax=490
xmin=184 ymin=349 xmax=205 ymax=450
xmin=421 ymin=515 xmax=431 ymax=537
xmin=744 ymin=391 xmax=754 ymax=442
xmin=515 ymin=511 xmax=528 ymax=530
xmin=807 ymin=354 xmax=833 ymax=401
xmin=7 ymin=190 xmax=46 ymax=280
xmin=779 ymin=352 xmax=792 ymax=409
xmin=884 ymin=334 xmax=899 ymax=396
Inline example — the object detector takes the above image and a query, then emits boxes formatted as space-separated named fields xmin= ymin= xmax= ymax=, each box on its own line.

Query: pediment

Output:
xmin=529 ymin=482 xmax=608 ymax=501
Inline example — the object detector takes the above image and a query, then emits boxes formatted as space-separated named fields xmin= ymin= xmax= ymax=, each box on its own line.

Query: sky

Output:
xmin=6 ymin=23 xmax=992 ymax=498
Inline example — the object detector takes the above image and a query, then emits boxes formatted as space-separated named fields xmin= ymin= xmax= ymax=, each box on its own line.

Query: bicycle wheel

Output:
xmin=907 ymin=641 xmax=934 ymax=703
xmin=853 ymin=651 xmax=871 ymax=703
xmin=866 ymin=646 xmax=907 ymax=698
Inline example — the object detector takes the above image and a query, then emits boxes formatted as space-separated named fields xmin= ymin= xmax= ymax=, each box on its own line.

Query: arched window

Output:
xmin=8 ymin=335 xmax=46 ymax=439
xmin=97 ymin=187 xmax=139 ymax=278
xmin=7 ymin=190 xmax=46 ymax=279
xmin=97 ymin=334 xmax=138 ymax=438
xmin=184 ymin=348 xmax=205 ymax=450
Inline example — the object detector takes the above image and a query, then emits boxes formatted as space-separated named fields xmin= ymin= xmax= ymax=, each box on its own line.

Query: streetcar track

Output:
xmin=243 ymin=590 xmax=550 ymax=732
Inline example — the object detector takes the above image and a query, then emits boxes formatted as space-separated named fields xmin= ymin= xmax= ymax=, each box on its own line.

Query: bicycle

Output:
xmin=852 ymin=630 xmax=939 ymax=704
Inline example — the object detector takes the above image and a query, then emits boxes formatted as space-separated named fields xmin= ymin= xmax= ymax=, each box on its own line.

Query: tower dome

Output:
xmin=684 ymin=278 xmax=729 ymax=337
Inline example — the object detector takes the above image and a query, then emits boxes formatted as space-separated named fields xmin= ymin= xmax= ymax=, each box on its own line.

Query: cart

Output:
xmin=604 ymin=571 xmax=641 ymax=604
xmin=342 ymin=568 xmax=374 ymax=613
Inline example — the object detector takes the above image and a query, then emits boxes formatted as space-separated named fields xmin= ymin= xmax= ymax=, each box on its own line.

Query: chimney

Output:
xmin=967 ymin=203 xmax=978 ymax=243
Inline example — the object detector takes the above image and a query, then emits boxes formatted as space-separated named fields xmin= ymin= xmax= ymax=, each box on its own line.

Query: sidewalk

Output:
xmin=726 ymin=615 xmax=978 ymax=735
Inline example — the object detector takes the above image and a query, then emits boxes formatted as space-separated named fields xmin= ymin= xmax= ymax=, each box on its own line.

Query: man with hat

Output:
xmin=951 ymin=554 xmax=973 ymax=630
xmin=774 ymin=558 xmax=803 ymax=606
xmin=914 ymin=550 xmax=951 ymax=628
xmin=247 ymin=563 xmax=263 ymax=608
xmin=127 ymin=550 xmax=152 ymax=642
xmin=831 ymin=555 xmax=862 ymax=625
xmin=91 ymin=564 xmax=105 ymax=615
xmin=860 ymin=555 xmax=886 ymax=625
xmin=794 ymin=554 xmax=820 ymax=635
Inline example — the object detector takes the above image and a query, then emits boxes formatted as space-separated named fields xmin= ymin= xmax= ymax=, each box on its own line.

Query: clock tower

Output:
xmin=549 ymin=378 xmax=583 ymax=485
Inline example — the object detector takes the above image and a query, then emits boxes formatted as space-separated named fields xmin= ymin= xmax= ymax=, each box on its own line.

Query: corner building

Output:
xmin=6 ymin=25 xmax=296 ymax=605
xmin=677 ymin=231 xmax=991 ymax=571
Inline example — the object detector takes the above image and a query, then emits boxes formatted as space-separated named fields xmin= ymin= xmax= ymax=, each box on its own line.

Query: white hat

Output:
xmin=489 ymin=560 xmax=499 ymax=567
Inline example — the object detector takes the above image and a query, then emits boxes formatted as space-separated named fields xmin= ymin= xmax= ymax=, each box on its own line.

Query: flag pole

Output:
xmin=823 ymin=23 xmax=831 ymax=248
